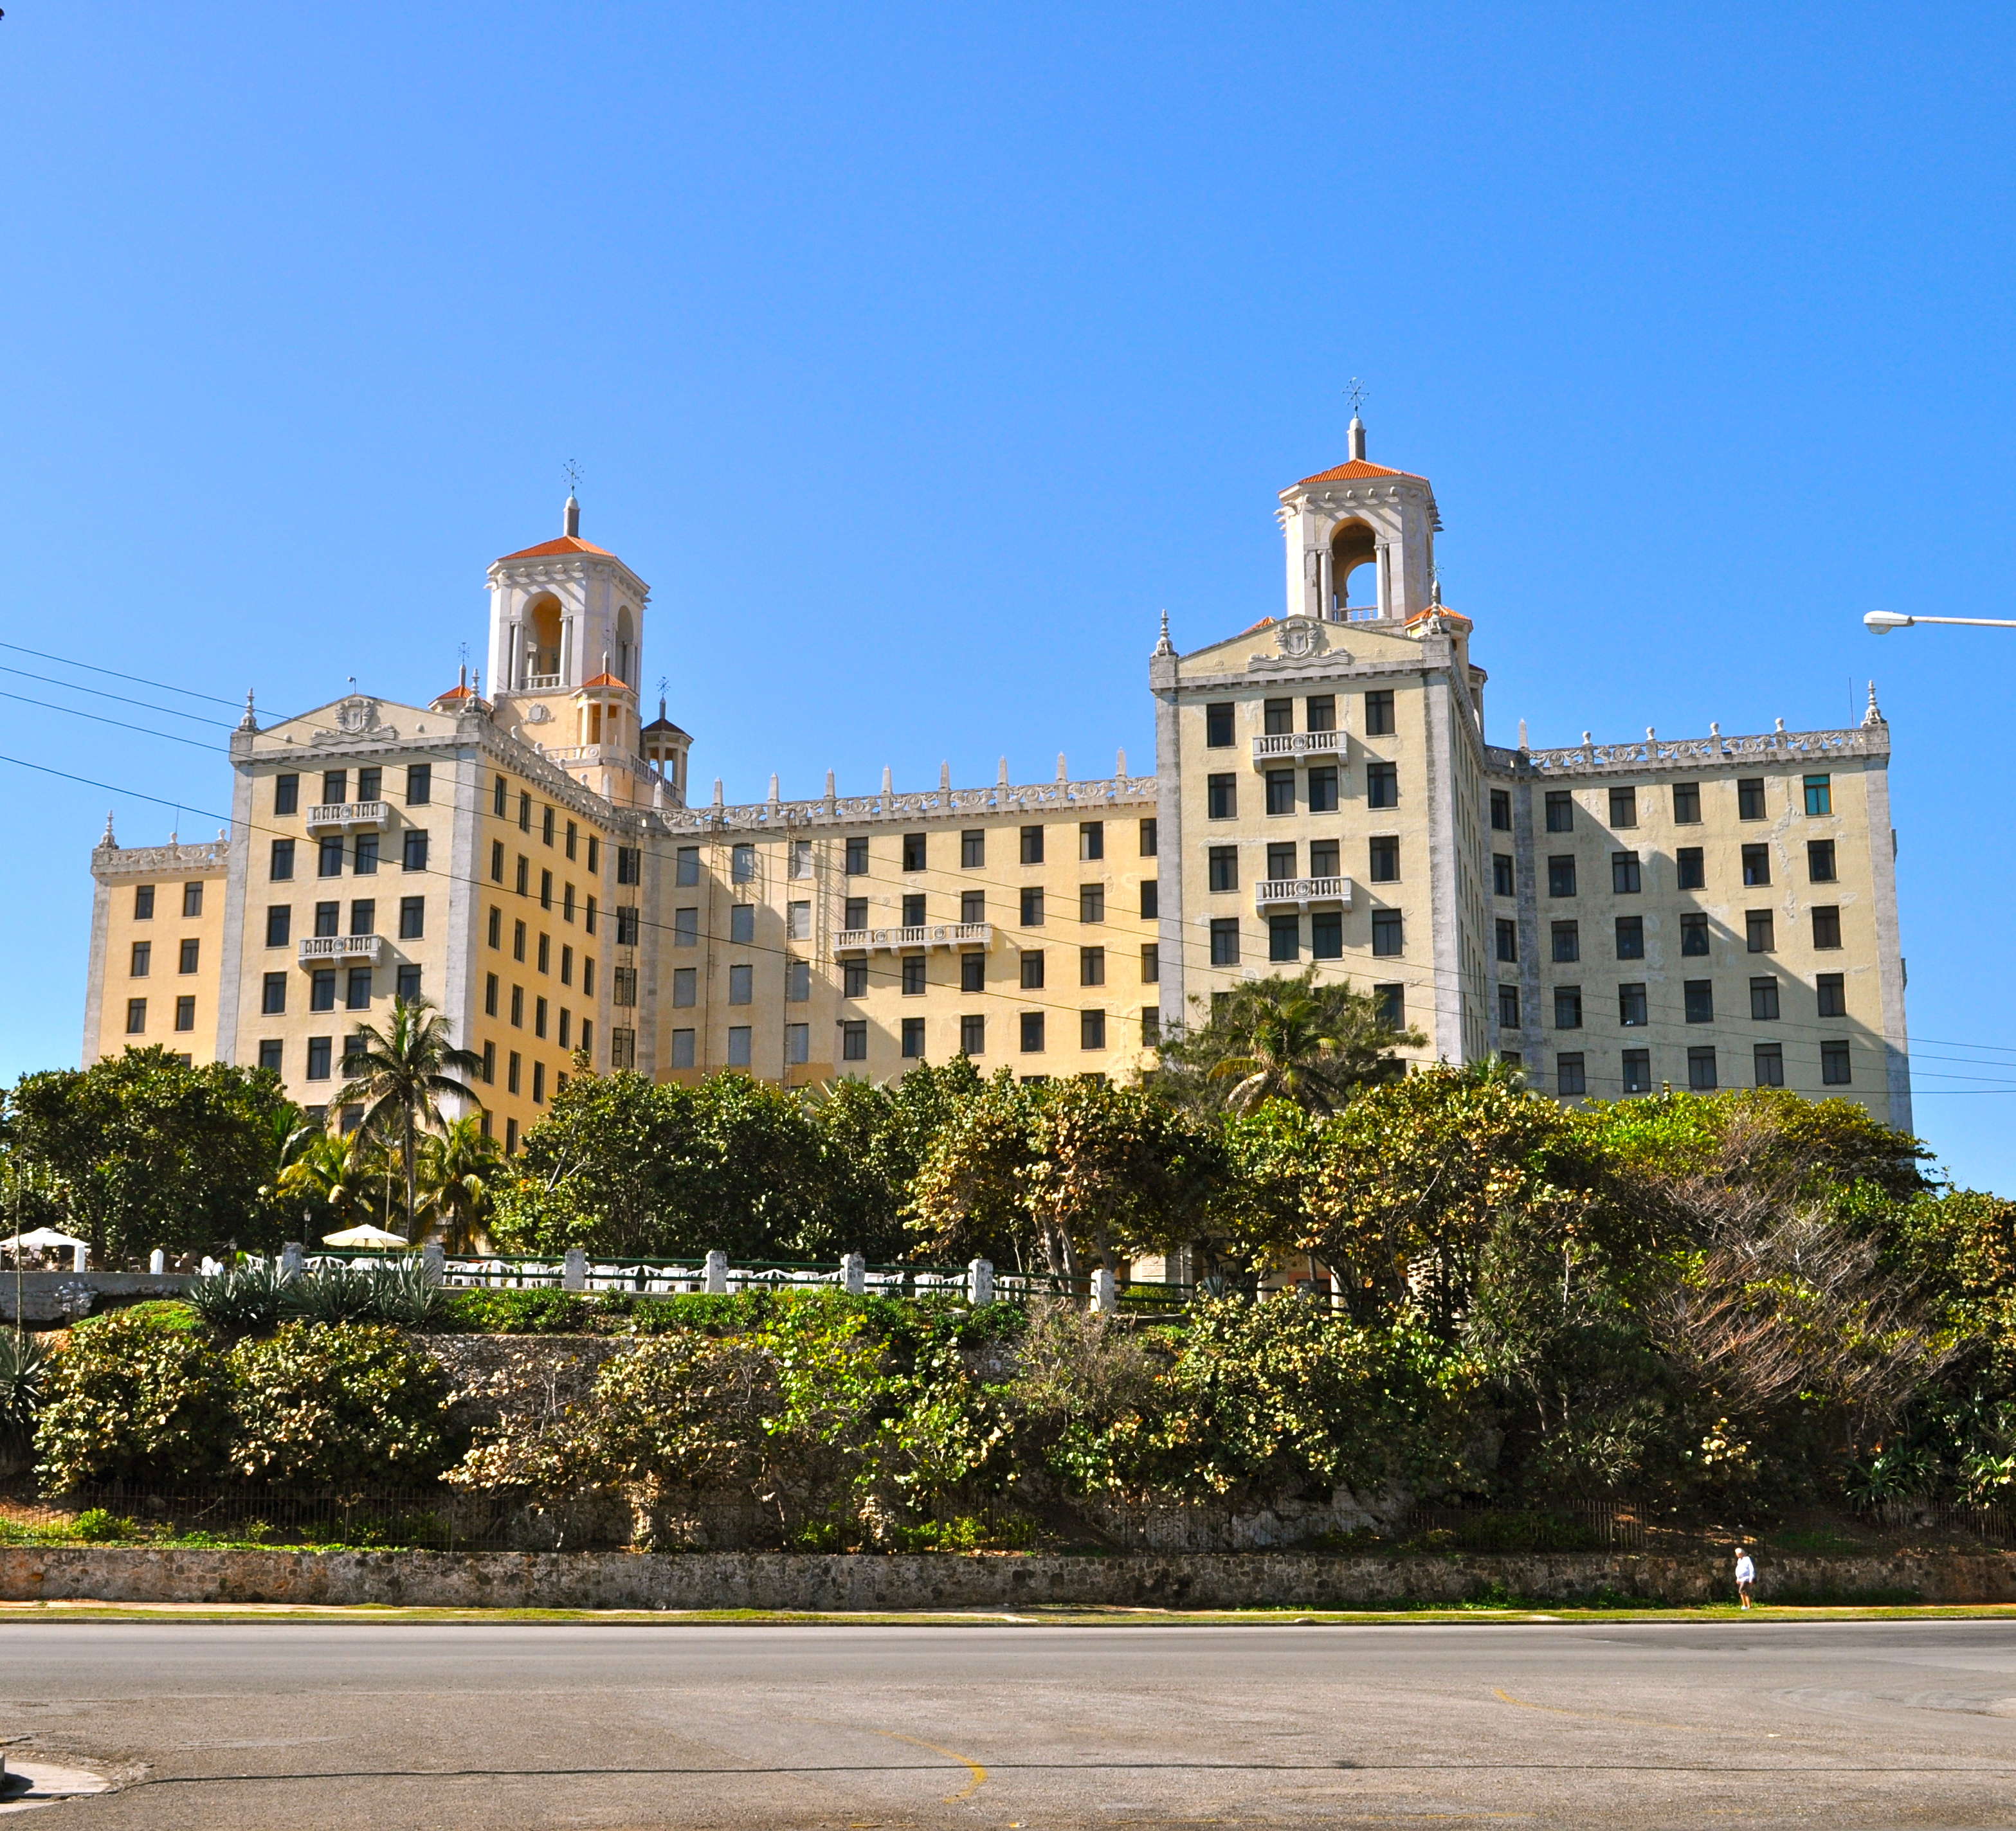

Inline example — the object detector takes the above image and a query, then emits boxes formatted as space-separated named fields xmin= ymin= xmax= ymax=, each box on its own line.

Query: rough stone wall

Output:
xmin=3 ymin=1547 xmax=2011 ymax=1610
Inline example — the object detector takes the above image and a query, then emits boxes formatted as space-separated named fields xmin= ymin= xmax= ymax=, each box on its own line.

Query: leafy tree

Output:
xmin=1 ymin=1047 xmax=296 ymax=1260
xmin=1150 ymin=970 xmax=1422 ymax=1115
xmin=331 ymin=996 xmax=483 ymax=1240
xmin=803 ymin=1058 xmax=987 ymax=1261
xmin=414 ymin=1116 xmax=505 ymax=1253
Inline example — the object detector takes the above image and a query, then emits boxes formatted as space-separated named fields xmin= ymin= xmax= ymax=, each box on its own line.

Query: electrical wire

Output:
xmin=0 ymin=638 xmax=246 ymax=707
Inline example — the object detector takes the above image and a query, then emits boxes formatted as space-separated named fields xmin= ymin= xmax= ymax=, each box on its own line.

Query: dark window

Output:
xmin=1741 ymin=843 xmax=1770 ymax=886
xmin=125 ymin=997 xmax=147 ymax=1033
xmin=1264 ymin=769 xmax=1295 ymax=815
xmin=513 ymin=919 xmax=527 ymax=961
xmin=962 ymin=829 xmax=985 ymax=868
xmin=1307 ymin=764 xmax=1339 ymax=812
xmin=540 ymin=806 xmax=555 ymax=848
xmin=1210 ymin=917 xmax=1241 ymax=966
xmin=1371 ymin=909 xmax=1404 ymax=957
xmin=1556 ymin=1052 xmax=1586 ymax=1096
xmin=616 ymin=845 xmax=642 ymax=885
xmin=1307 ymin=694 xmax=1336 ymax=732
xmin=491 ymin=840 xmax=505 ymax=883
xmin=402 ymin=829 xmax=429 ymax=871
xmin=1141 ymin=943 xmax=1161 ymax=981
xmin=1808 ymin=839 xmax=1837 ymax=883
xmin=1020 ymin=1011 xmax=1046 ymax=1052
xmin=518 ymin=791 xmax=532 ymax=831
xmin=1207 ymin=774 xmax=1237 ymax=819
xmin=1492 ymin=853 xmax=1514 ymax=896
xmin=1490 ymin=789 xmax=1512 ymax=832
xmin=266 ymin=905 xmax=291 ymax=947
xmin=134 ymin=884 xmax=156 ymax=919
xmin=1545 ymin=790 xmax=1573 ymax=833
xmin=1496 ymin=917 xmax=1518 ymax=963
xmin=1681 ymin=914 xmax=1710 ymax=955
xmin=961 ymin=952 xmax=985 ymax=993
xmin=842 ymin=959 xmax=869 ymax=998
xmin=1020 ymin=825 xmax=1044 ymax=864
xmin=586 ymin=836 xmax=600 ymax=875
xmin=1081 ymin=1009 xmax=1107 ymax=1049
xmin=314 ymin=901 xmax=340 ymax=937
xmin=397 ymin=964 xmax=421 ymax=1000
xmin=1498 ymin=984 xmax=1521 ymax=1029
xmin=1020 ymin=887 xmax=1044 ymax=926
xmin=405 ymin=764 xmax=430 ymax=805
xmin=356 ymin=768 xmax=381 ymax=802
xmin=310 ymin=971 xmax=336 ymax=1012
xmin=1688 ymin=1047 xmax=1718 ymax=1091
xmin=1803 ymin=774 xmax=1832 ymax=816
xmin=352 ymin=834 xmax=379 ymax=875
xmin=260 ymin=973 xmax=286 ymax=1016
xmin=615 ymin=906 xmax=640 ymax=946
xmin=1615 ymin=916 xmax=1644 ymax=959
xmin=1750 ymin=977 xmax=1780 ymax=1020
xmin=1548 ymin=855 xmax=1577 ymax=897
xmin=1745 ymin=909 xmax=1774 ymax=952
xmin=349 ymin=898 xmax=375 ymax=935
xmin=1306 ymin=911 xmax=1338 ymax=958
xmin=399 ymin=896 xmax=424 ymax=939
xmin=1140 ymin=817 xmax=1158 ymax=856
xmin=1263 ymin=697 xmax=1294 ymax=735
xmin=961 ymin=1013 xmax=986 ymax=1055
xmin=257 ymin=1039 xmax=283 ymax=1071
xmin=1817 ymin=972 xmax=1847 ymax=1018
xmin=1021 ymin=952 xmax=1046 ymax=989
xmin=902 ymin=832 xmax=927 ymax=872
xmin=1309 ymin=839 xmax=1339 ymax=877
xmin=274 ymin=774 xmax=299 ymax=815
xmin=901 ymin=892 xmax=926 ymax=926
xmin=1140 ymin=880 xmax=1159 ymax=918
xmin=1619 ymin=982 xmax=1648 ymax=1026
xmin=1821 ymin=1040 xmax=1852 ymax=1085
xmin=307 ymin=1036 xmax=332 ymax=1080
xmin=1554 ymin=985 xmax=1583 ymax=1029
xmin=178 ymin=937 xmax=200 ymax=973
xmin=1677 ymin=846 xmax=1705 ymax=889
xmin=1609 ymin=786 xmax=1637 ymax=828
xmin=901 ymin=955 xmax=927 ymax=995
xmin=1684 ymin=980 xmax=1714 ymax=1024
xmin=1354 ymin=836 xmax=1395 ymax=884
xmin=1269 ymin=914 xmax=1300 ymax=962
xmin=840 ymin=900 xmax=865 ymax=934
xmin=1551 ymin=921 xmax=1579 ymax=962
xmin=323 ymin=770 xmax=348 ymax=806
xmin=1673 ymin=781 xmax=1701 ymax=824
xmin=901 ymin=1017 xmax=925 ymax=1058
xmin=1363 ymin=690 xmax=1395 ymax=736
xmin=1365 ymin=762 xmax=1399 ymax=809
xmin=1208 ymin=845 xmax=1239 ymax=892
xmin=493 ymin=776 xmax=508 ymax=817
xmin=961 ymin=890 xmax=985 ymax=923
xmin=1141 ymin=1008 xmax=1161 ymax=1047
xmin=345 ymin=967 xmax=372 ymax=1010
xmin=1204 ymin=701 xmax=1235 ymax=746
xmin=1612 ymin=851 xmax=1641 ymax=894
xmin=1079 ymin=820 xmax=1104 ymax=861
xmin=1812 ymin=906 xmax=1842 ymax=949
xmin=841 ymin=1021 xmax=867 ymax=1061
xmin=510 ymin=985 xmax=524 ymax=1026
xmin=1738 ymin=777 xmax=1766 ymax=820
xmin=317 ymin=836 xmax=343 ymax=878
xmin=485 ymin=973 xmax=499 ymax=1016
xmin=1754 ymin=1043 xmax=1784 ymax=1086
xmin=1622 ymin=1049 xmax=1652 ymax=1094
xmin=1080 ymin=885 xmax=1105 ymax=924
xmin=1374 ymin=984 xmax=1404 ymax=1028
xmin=846 ymin=836 xmax=869 ymax=874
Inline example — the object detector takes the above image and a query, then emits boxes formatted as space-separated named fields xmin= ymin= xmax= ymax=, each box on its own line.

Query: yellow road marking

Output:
xmin=878 ymin=1731 xmax=988 ymax=1801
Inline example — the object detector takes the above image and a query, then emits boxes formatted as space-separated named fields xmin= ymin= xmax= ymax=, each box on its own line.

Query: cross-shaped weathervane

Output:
xmin=1345 ymin=377 xmax=1367 ymax=417
xmin=564 ymin=458 xmax=582 ymax=495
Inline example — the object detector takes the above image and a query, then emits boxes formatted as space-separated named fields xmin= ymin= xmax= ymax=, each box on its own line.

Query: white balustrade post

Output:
xmin=421 ymin=1241 xmax=446 ymax=1287
xmin=842 ymin=1252 xmax=866 ymax=1297
xmin=71 ymin=1243 xmax=89 ymax=1274
xmin=149 ymin=1249 xmax=167 ymax=1275
xmin=563 ymin=1248 xmax=588 ymax=1292
xmin=279 ymin=1242 xmax=305 ymax=1278
xmin=1091 ymin=1267 xmax=1116 ymax=1313
xmin=967 ymin=1258 xmax=995 ymax=1305
xmin=704 ymin=1249 xmax=729 ymax=1295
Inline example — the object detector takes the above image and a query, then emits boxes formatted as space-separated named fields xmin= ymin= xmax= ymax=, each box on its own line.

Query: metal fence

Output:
xmin=1853 ymin=1497 xmax=2016 ymax=1543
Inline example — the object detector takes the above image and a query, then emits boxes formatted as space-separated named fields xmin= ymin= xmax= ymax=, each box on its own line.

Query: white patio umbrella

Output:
xmin=320 ymin=1224 xmax=412 ymax=1249
xmin=1 ymin=1227 xmax=89 ymax=1252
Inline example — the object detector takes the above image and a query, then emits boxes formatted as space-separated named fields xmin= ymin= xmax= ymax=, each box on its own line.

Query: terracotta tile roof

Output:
xmin=495 ymin=534 xmax=616 ymax=562
xmin=1293 ymin=458 xmax=1428 ymax=487
xmin=578 ymin=671 xmax=628 ymax=690
xmin=1242 ymin=615 xmax=1276 ymax=633
xmin=433 ymin=684 xmax=475 ymax=701
xmin=642 ymin=716 xmax=691 ymax=738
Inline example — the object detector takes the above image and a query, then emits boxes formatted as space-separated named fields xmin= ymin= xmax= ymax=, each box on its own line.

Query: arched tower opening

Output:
xmin=1328 ymin=519 xmax=1380 ymax=620
xmin=524 ymin=593 xmax=563 ymax=685
xmin=614 ymin=604 xmax=636 ymax=687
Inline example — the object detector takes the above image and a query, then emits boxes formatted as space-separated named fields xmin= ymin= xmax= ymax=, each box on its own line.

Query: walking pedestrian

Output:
xmin=1733 ymin=1545 xmax=1756 ymax=1610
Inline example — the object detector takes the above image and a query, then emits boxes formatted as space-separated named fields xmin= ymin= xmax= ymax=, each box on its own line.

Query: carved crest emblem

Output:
xmin=1249 ymin=616 xmax=1343 ymax=672
xmin=313 ymin=696 xmax=399 ymax=744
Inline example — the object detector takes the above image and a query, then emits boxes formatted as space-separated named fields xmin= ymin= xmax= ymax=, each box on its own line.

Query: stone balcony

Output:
xmin=305 ymin=800 xmax=390 ymax=832
xmin=833 ymin=922 xmax=994 ymax=955
xmin=298 ymin=934 xmax=386 ymax=966
xmin=1250 ymin=731 xmax=1345 ymax=768
xmin=1252 ymin=876 xmax=1353 ymax=912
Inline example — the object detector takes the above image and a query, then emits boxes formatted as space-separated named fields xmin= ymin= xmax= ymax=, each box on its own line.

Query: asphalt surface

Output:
xmin=5 ymin=1619 xmax=2016 ymax=1828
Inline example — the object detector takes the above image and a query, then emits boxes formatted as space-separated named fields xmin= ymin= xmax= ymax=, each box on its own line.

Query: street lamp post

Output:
xmin=1866 ymin=610 xmax=2016 ymax=633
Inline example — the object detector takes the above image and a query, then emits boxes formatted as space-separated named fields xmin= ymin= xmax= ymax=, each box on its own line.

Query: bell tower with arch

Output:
xmin=485 ymin=490 xmax=651 ymax=714
xmin=1274 ymin=415 xmax=1440 ymax=623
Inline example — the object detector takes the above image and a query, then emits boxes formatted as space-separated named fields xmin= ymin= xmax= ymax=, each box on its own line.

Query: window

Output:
xmin=1615 ymin=916 xmax=1644 ymax=959
xmin=729 ymin=903 xmax=756 ymax=944
xmin=518 ymin=791 xmax=532 ymax=833
xmin=352 ymin=834 xmax=378 ymax=875
xmin=170 ymin=995 xmax=195 ymax=1032
xmin=490 ymin=840 xmax=505 ymax=884
xmin=1080 ymin=884 xmax=1105 ymax=925
xmin=397 ymin=896 xmax=424 ymax=940
xmin=1210 ymin=917 xmax=1241 ymax=966
xmin=1309 ymin=839 xmax=1339 ymax=878
xmin=1021 ymin=951 xmax=1046 ymax=990
xmin=1688 ymin=1047 xmax=1718 ymax=1091
xmin=615 ymin=906 xmax=640 ymax=946
xmin=397 ymin=964 xmax=422 ymax=1000
xmin=1363 ymin=690 xmax=1395 ymax=736
xmin=1206 ymin=774 xmax=1237 ymax=819
xmin=781 ymin=899 xmax=810 ymax=941
xmin=727 ymin=964 xmax=754 ymax=1005
xmin=1544 ymin=790 xmax=1574 ymax=834
xmin=1608 ymin=786 xmax=1637 ymax=829
xmin=836 ymin=899 xmax=866 ymax=935
xmin=513 ymin=919 xmax=527 ymax=961
xmin=1140 ymin=817 xmax=1158 ymax=856
xmin=730 ymin=843 xmax=756 ymax=883
xmin=1306 ymin=694 xmax=1336 ymax=732
xmin=1750 ymin=977 xmax=1780 ymax=1020
xmin=1079 ymin=946 xmax=1106 ymax=986
xmin=1081 ymin=1009 xmax=1107 ymax=1049
xmin=1311 ymin=910 xmax=1342 ymax=958
xmin=504 ymin=1117 xmax=520 ymax=1153
xmin=1365 ymin=762 xmax=1399 ymax=809
xmin=1019 ymin=825 xmax=1045 ymax=865
xmin=485 ymin=973 xmax=499 ymax=1017
xmin=1136 ymin=941 xmax=1161 ymax=985
xmin=1622 ymin=1049 xmax=1652 ymax=1094
xmin=1491 ymin=789 xmax=1512 ymax=832
xmin=950 ymin=889 xmax=981 ymax=925
xmin=175 ymin=881 xmax=203 ymax=921
xmin=1140 ymin=881 xmax=1160 ymax=919
xmin=1684 ymin=980 xmax=1714 ymax=1024
xmin=961 ymin=952 xmax=985 ymax=993
xmin=1556 ymin=1052 xmax=1587 ymax=1096
xmin=1812 ymin=906 xmax=1842 ymax=949
xmin=1554 ymin=986 xmax=1583 ymax=1029
xmin=493 ymin=775 xmax=509 ymax=818
xmin=310 ymin=969 xmax=337 ymax=1012
xmin=666 ymin=846 xmax=698 ymax=890
xmin=727 ymin=1027 xmax=753 ymax=1068
xmin=900 ymin=831 xmax=927 ymax=872
xmin=616 ymin=845 xmax=641 ymax=885
xmin=1371 ymin=909 xmax=1404 ymax=957
xmin=1265 ymin=770 xmax=1296 ymax=816
xmin=1496 ymin=917 xmax=1518 ymax=963
xmin=613 ymin=1025 xmax=639 ymax=1069
xmin=266 ymin=839 xmax=295 ymax=883
xmin=1822 ymin=1040 xmax=1853 ymax=1085
xmin=1267 ymin=842 xmax=1296 ymax=881
xmin=669 ymin=967 xmax=694 ymax=1008
xmin=356 ymin=768 xmax=382 ymax=804
xmin=1020 ymin=1011 xmax=1046 ymax=1052
xmin=273 ymin=773 xmax=299 ymax=816
xmin=1205 ymin=701 xmax=1235 ymax=746
xmin=1743 ymin=1041 xmax=1784 ymax=1087
xmin=1667 ymin=780 xmax=1702 ymax=825
xmin=1548 ymin=856 xmax=1577 ymax=897
xmin=1208 ymin=845 xmax=1239 ymax=892
xmin=841 ymin=1021 xmax=867 ymax=1061
xmin=1076 ymin=820 xmax=1105 ymax=863
xmin=345 ymin=967 xmax=372 ymax=1010
xmin=585 ymin=896 xmax=598 ymax=937
xmin=125 ymin=997 xmax=147 ymax=1034
xmin=514 ymin=856 xmax=529 ymax=897
xmin=843 ymin=959 xmax=869 ymax=998
xmin=318 ymin=836 xmax=345 ymax=878
xmin=130 ymin=941 xmax=152 ymax=976
xmin=1817 ymin=972 xmax=1847 ymax=1018
xmin=259 ymin=971 xmax=288 ymax=1016
xmin=255 ymin=1038 xmax=284 ymax=1073
xmin=322 ymin=769 xmax=349 ymax=807
xmin=1141 ymin=1007 xmax=1163 ymax=1047
xmin=1738 ymin=777 xmax=1766 ymax=820
xmin=1619 ymin=983 xmax=1648 ymax=1026
xmin=1681 ymin=914 xmax=1710 ymax=956
xmin=786 ymin=838 xmax=811 ymax=879
xmin=509 ymin=985 xmax=524 ymax=1027
xmin=1374 ymin=984 xmax=1404 ymax=1029
xmin=565 ymin=820 xmax=579 ymax=862
xmin=134 ymin=884 xmax=156 ymax=919
xmin=587 ymin=837 xmax=601 ymax=876
xmin=901 ymin=1017 xmax=926 ymax=1059
xmin=349 ymin=898 xmax=376 ymax=936
xmin=1806 ymin=839 xmax=1838 ymax=884
xmin=1612 ymin=852 xmax=1642 ymax=894
xmin=1737 ymin=909 xmax=1772 ymax=953
xmin=1020 ymin=887 xmax=1044 ymax=926
xmin=786 ymin=1024 xmax=810 ymax=1065
xmin=315 ymin=901 xmax=340 ymax=938
xmin=1676 ymin=846 xmax=1705 ymax=890
xmin=563 ymin=883 xmax=577 ymax=924
xmin=1498 ymin=984 xmax=1521 ymax=1029
xmin=1803 ymin=773 xmax=1832 ymax=816
xmin=1269 ymin=914 xmax=1300 ymax=962
xmin=1491 ymin=852 xmax=1513 ymax=897
xmin=394 ymin=828 xmax=426 ymax=874
xmin=486 ymin=906 xmax=503 ymax=950
xmin=1308 ymin=766 xmax=1339 ymax=812
xmin=1739 ymin=844 xmax=1770 ymax=887
xmin=901 ymin=955 xmax=927 ymax=995
xmin=1262 ymin=697 xmax=1293 ymax=736
xmin=961 ymin=1013 xmax=986 ymax=1055
xmin=307 ymin=1035 xmax=332 ymax=1079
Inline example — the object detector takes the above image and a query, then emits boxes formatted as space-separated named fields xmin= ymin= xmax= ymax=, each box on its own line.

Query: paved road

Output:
xmin=5 ymin=1619 xmax=2016 ymax=1828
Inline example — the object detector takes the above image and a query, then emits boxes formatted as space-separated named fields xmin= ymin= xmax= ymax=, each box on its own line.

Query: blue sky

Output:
xmin=3 ymin=2 xmax=2015 ymax=1188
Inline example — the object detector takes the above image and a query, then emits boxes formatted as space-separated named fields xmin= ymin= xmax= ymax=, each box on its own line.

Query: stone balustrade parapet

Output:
xmin=297 ymin=934 xmax=386 ymax=964
xmin=1250 ymin=731 xmax=1345 ymax=766
xmin=90 ymin=840 xmax=230 ymax=876
xmin=657 ymin=774 xmax=1159 ymax=834
xmin=1498 ymin=724 xmax=1888 ymax=779
xmin=305 ymin=800 xmax=390 ymax=830
xmin=833 ymin=922 xmax=994 ymax=955
xmin=1253 ymin=876 xmax=1354 ymax=911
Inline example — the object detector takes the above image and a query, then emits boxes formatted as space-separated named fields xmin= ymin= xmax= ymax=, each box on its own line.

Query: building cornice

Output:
xmin=91 ymin=839 xmax=231 ymax=879
xmin=1489 ymin=723 xmax=1890 ymax=780
xmin=657 ymin=771 xmax=1159 ymax=836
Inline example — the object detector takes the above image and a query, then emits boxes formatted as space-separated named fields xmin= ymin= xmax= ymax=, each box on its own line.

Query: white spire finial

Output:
xmin=881 ymin=765 xmax=894 ymax=797
xmin=102 ymin=809 xmax=116 ymax=847
xmin=563 ymin=460 xmax=581 ymax=537
xmin=997 ymin=756 xmax=1010 ymax=788
xmin=1116 ymin=746 xmax=1127 ymax=779
xmin=1154 ymin=609 xmax=1175 ymax=657
xmin=768 ymin=773 xmax=780 ymax=804
xmin=1864 ymin=680 xmax=1885 ymax=726
xmin=239 ymin=689 xmax=257 ymax=732
xmin=1345 ymin=378 xmax=1367 ymax=461
xmin=940 ymin=760 xmax=951 ymax=792
xmin=1518 ymin=717 xmax=1529 ymax=750
xmin=1056 ymin=752 xmax=1068 ymax=782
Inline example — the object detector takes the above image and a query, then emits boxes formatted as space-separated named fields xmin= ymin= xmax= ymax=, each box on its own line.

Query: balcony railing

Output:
xmin=1253 ymin=876 xmax=1353 ymax=911
xmin=524 ymin=672 xmax=562 ymax=690
xmin=298 ymin=935 xmax=386 ymax=966
xmin=1251 ymin=731 xmax=1345 ymax=766
xmin=834 ymin=922 xmax=994 ymax=955
xmin=305 ymin=801 xmax=390 ymax=831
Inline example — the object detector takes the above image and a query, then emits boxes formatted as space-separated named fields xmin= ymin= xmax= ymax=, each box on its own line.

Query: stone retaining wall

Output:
xmin=3 ymin=1547 xmax=2013 ymax=1610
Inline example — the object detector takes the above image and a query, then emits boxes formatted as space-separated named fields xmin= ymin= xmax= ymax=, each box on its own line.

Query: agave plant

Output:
xmin=0 ymin=1330 xmax=50 ymax=1473
xmin=282 ymin=1261 xmax=443 ymax=1328
xmin=184 ymin=1262 xmax=295 ymax=1333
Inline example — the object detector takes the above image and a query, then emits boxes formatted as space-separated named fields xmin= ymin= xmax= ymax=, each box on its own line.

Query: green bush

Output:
xmin=186 ymin=1263 xmax=291 ymax=1332
xmin=34 ymin=1309 xmax=235 ymax=1492
xmin=225 ymin=1322 xmax=452 ymax=1492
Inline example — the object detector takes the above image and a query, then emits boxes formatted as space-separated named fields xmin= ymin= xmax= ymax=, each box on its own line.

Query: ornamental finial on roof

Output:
xmin=563 ymin=460 xmax=581 ymax=537
xmin=1153 ymin=609 xmax=1174 ymax=657
xmin=102 ymin=809 xmax=116 ymax=847
xmin=239 ymin=689 xmax=257 ymax=732
xmin=1864 ymin=680 xmax=1886 ymax=726
xmin=1345 ymin=378 xmax=1367 ymax=462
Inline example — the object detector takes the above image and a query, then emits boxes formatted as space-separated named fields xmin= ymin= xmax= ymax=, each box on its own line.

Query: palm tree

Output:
xmin=415 ymin=1116 xmax=504 ymax=1253
xmin=331 ymin=996 xmax=484 ymax=1241
xmin=274 ymin=1130 xmax=379 ymax=1234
